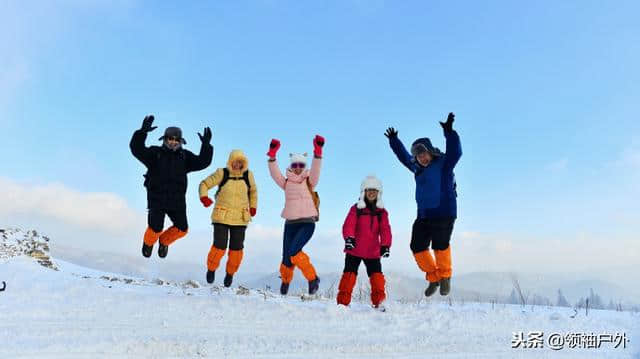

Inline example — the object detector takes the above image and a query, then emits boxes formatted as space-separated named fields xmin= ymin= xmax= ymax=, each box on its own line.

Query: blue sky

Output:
xmin=1 ymin=1 xmax=639 ymax=281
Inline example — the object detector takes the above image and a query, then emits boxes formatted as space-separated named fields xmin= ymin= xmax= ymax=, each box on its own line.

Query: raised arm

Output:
xmin=308 ymin=135 xmax=324 ymax=188
xmin=385 ymin=127 xmax=416 ymax=172
xmin=186 ymin=127 xmax=213 ymax=172
xmin=129 ymin=115 xmax=157 ymax=168
xmin=267 ymin=139 xmax=286 ymax=189
xmin=440 ymin=113 xmax=462 ymax=170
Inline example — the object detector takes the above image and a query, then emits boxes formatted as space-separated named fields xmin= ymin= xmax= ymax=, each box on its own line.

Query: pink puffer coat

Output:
xmin=268 ymin=157 xmax=321 ymax=220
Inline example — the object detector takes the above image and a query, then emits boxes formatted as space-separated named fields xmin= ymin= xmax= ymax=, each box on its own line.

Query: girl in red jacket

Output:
xmin=337 ymin=175 xmax=392 ymax=308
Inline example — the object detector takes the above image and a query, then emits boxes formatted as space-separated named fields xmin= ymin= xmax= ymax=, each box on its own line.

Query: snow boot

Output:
xmin=308 ymin=277 xmax=320 ymax=295
xmin=279 ymin=263 xmax=294 ymax=295
xmin=290 ymin=251 xmax=317 ymax=282
xmin=206 ymin=270 xmax=215 ymax=284
xmin=424 ymin=281 xmax=439 ymax=297
xmin=370 ymin=273 xmax=386 ymax=308
xmin=207 ymin=247 xmax=226 ymax=273
xmin=337 ymin=272 xmax=357 ymax=306
xmin=142 ymin=243 xmax=153 ymax=258
xmin=280 ymin=282 xmax=290 ymax=295
xmin=439 ymin=277 xmax=451 ymax=296
xmin=158 ymin=243 xmax=168 ymax=258
xmin=226 ymin=250 xmax=243 ymax=277
xmin=158 ymin=226 xmax=187 ymax=247
xmin=223 ymin=273 xmax=233 ymax=288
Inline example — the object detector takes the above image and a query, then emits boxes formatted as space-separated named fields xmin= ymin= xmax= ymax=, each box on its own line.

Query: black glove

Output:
xmin=384 ymin=127 xmax=398 ymax=139
xmin=345 ymin=237 xmax=356 ymax=251
xmin=140 ymin=115 xmax=157 ymax=133
xmin=198 ymin=127 xmax=212 ymax=144
xmin=440 ymin=112 xmax=455 ymax=132
xmin=380 ymin=246 xmax=390 ymax=258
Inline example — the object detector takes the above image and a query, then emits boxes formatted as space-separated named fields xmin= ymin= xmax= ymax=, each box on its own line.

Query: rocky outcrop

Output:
xmin=0 ymin=228 xmax=58 ymax=270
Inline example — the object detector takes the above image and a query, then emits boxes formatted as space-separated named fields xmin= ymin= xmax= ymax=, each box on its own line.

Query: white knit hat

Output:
xmin=357 ymin=175 xmax=384 ymax=209
xmin=289 ymin=152 xmax=308 ymax=167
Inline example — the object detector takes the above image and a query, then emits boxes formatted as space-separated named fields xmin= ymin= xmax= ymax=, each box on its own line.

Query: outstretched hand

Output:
xmin=440 ymin=112 xmax=455 ymax=132
xmin=384 ymin=127 xmax=398 ymax=139
xmin=313 ymin=135 xmax=325 ymax=157
xmin=198 ymin=127 xmax=212 ymax=144
xmin=267 ymin=139 xmax=281 ymax=158
xmin=140 ymin=115 xmax=157 ymax=133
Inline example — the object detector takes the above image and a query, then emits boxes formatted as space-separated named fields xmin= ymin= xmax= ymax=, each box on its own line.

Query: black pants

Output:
xmin=148 ymin=208 xmax=188 ymax=233
xmin=343 ymin=254 xmax=382 ymax=277
xmin=213 ymin=223 xmax=246 ymax=250
xmin=410 ymin=217 xmax=455 ymax=252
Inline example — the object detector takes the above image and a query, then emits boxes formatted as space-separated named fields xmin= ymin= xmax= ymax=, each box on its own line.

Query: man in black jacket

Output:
xmin=130 ymin=115 xmax=213 ymax=258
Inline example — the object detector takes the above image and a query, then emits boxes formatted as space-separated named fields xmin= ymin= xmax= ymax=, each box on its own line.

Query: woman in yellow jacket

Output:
xmin=199 ymin=150 xmax=258 ymax=287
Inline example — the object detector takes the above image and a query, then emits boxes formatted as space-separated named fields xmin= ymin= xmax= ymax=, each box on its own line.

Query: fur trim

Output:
xmin=289 ymin=152 xmax=308 ymax=166
xmin=357 ymin=175 xmax=384 ymax=209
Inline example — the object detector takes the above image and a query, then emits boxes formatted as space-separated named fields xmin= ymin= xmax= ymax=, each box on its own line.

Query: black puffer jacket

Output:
xmin=130 ymin=129 xmax=213 ymax=210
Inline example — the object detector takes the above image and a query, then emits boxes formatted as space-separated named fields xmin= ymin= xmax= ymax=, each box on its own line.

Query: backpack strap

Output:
xmin=215 ymin=168 xmax=230 ymax=198
xmin=215 ymin=169 xmax=252 ymax=203
xmin=243 ymin=170 xmax=251 ymax=203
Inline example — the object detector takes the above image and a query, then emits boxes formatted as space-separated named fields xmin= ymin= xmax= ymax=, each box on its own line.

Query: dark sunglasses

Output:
xmin=167 ymin=136 xmax=181 ymax=142
xmin=291 ymin=162 xmax=306 ymax=169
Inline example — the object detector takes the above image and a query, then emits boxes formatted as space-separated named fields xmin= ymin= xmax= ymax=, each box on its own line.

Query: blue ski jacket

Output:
xmin=388 ymin=129 xmax=462 ymax=219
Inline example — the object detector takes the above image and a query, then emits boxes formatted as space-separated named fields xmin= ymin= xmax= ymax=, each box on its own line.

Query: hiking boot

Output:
xmin=308 ymin=277 xmax=320 ymax=295
xmin=158 ymin=243 xmax=168 ymax=258
xmin=142 ymin=243 xmax=153 ymax=258
xmin=424 ymin=281 xmax=439 ymax=297
xmin=280 ymin=282 xmax=290 ymax=295
xmin=439 ymin=278 xmax=451 ymax=296
xmin=223 ymin=273 xmax=233 ymax=288
xmin=206 ymin=270 xmax=215 ymax=284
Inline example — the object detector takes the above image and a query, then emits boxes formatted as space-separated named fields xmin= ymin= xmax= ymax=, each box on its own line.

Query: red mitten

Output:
xmin=267 ymin=139 xmax=281 ymax=158
xmin=250 ymin=208 xmax=257 ymax=217
xmin=313 ymin=135 xmax=325 ymax=157
xmin=200 ymin=196 xmax=213 ymax=207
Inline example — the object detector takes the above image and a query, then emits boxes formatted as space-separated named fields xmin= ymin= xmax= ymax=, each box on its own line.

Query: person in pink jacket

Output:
xmin=337 ymin=175 xmax=392 ymax=308
xmin=267 ymin=135 xmax=325 ymax=296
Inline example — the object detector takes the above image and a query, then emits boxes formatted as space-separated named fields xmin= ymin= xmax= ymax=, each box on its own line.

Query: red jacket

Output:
xmin=342 ymin=204 xmax=392 ymax=259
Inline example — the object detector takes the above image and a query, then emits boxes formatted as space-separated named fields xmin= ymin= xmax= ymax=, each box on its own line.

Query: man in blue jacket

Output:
xmin=385 ymin=113 xmax=462 ymax=297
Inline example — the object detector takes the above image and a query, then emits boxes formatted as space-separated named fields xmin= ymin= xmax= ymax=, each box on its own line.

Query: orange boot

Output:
xmin=434 ymin=246 xmax=452 ymax=279
xmin=142 ymin=227 xmax=161 ymax=257
xmin=370 ymin=273 xmax=386 ymax=307
xmin=290 ymin=251 xmax=317 ymax=281
xmin=435 ymin=246 xmax=452 ymax=296
xmin=144 ymin=227 xmax=161 ymax=246
xmin=159 ymin=226 xmax=188 ymax=246
xmin=223 ymin=250 xmax=244 ymax=287
xmin=226 ymin=250 xmax=244 ymax=275
xmin=207 ymin=246 xmax=226 ymax=272
xmin=413 ymin=250 xmax=440 ymax=283
xmin=336 ymin=272 xmax=357 ymax=306
xmin=279 ymin=263 xmax=295 ymax=295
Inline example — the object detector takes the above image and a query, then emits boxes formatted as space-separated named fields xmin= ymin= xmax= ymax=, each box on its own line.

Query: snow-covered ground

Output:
xmin=1 ymin=230 xmax=639 ymax=358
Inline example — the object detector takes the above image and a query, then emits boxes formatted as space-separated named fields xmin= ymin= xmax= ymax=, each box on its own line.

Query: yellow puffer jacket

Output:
xmin=199 ymin=150 xmax=258 ymax=226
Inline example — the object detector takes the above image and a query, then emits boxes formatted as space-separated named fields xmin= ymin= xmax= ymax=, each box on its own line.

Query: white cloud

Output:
xmin=0 ymin=177 xmax=142 ymax=236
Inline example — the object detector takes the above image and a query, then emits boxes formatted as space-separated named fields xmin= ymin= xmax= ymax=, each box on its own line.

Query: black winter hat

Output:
xmin=411 ymin=138 xmax=442 ymax=157
xmin=159 ymin=127 xmax=186 ymax=144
